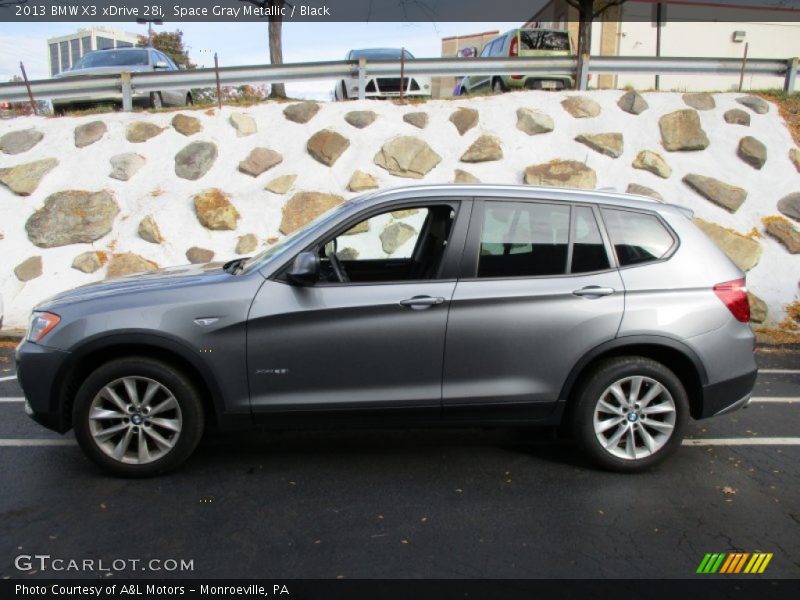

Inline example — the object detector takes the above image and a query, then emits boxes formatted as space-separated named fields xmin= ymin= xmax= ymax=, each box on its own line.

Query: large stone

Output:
xmin=516 ymin=108 xmax=554 ymax=135
xmin=737 ymin=136 xmax=767 ymax=169
xmin=171 ymin=114 xmax=202 ymax=136
xmin=380 ymin=222 xmax=417 ymax=254
xmin=238 ymin=147 xmax=283 ymax=176
xmin=449 ymin=108 xmax=478 ymax=135
xmin=229 ymin=112 xmax=257 ymax=136
xmin=659 ymin=109 xmax=709 ymax=151
xmin=344 ymin=110 xmax=377 ymax=129
xmin=193 ymin=188 xmax=240 ymax=230
xmin=460 ymin=134 xmax=503 ymax=162
xmin=724 ymin=109 xmax=750 ymax=126
xmin=14 ymin=256 xmax=42 ymax=282
xmin=682 ymin=92 xmax=715 ymax=111
xmin=617 ymin=90 xmax=648 ymax=115
xmin=683 ymin=174 xmax=747 ymax=213
xmin=265 ymin=174 xmax=297 ymax=194
xmin=337 ymin=247 xmax=359 ymax=261
xmin=0 ymin=158 xmax=58 ymax=196
xmin=283 ymin=102 xmax=320 ymax=124
xmin=25 ymin=190 xmax=119 ymax=248
xmin=763 ymin=217 xmax=800 ymax=254
xmin=1 ymin=129 xmax=43 ymax=154
xmin=236 ymin=233 xmax=258 ymax=254
xmin=106 ymin=253 xmax=158 ymax=278
xmin=280 ymin=192 xmax=345 ymax=234
xmin=454 ymin=169 xmax=480 ymax=184
xmin=693 ymin=218 xmax=762 ymax=271
xmin=524 ymin=159 xmax=596 ymax=189
xmin=748 ymin=292 xmax=768 ymax=323
xmin=626 ymin=183 xmax=663 ymax=200
xmin=109 ymin=153 xmax=145 ymax=181
xmin=575 ymin=133 xmax=624 ymax=158
xmin=175 ymin=141 xmax=217 ymax=180
xmin=391 ymin=209 xmax=420 ymax=219
xmin=307 ymin=129 xmax=350 ymax=166
xmin=561 ymin=96 xmax=601 ymax=118
xmin=348 ymin=170 xmax=379 ymax=192
xmin=74 ymin=120 xmax=107 ymax=148
xmin=186 ymin=246 xmax=215 ymax=264
xmin=72 ymin=251 xmax=107 ymax=274
xmin=125 ymin=121 xmax=163 ymax=143
xmin=791 ymin=148 xmax=800 ymax=173
xmin=403 ymin=112 xmax=428 ymax=129
xmin=374 ymin=136 xmax=442 ymax=179
xmin=632 ymin=150 xmax=671 ymax=179
xmin=138 ymin=215 xmax=163 ymax=244
xmin=777 ymin=193 xmax=800 ymax=222
xmin=737 ymin=95 xmax=769 ymax=114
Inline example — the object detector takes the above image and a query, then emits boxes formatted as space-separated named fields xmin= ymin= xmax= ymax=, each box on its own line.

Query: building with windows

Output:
xmin=47 ymin=27 xmax=141 ymax=76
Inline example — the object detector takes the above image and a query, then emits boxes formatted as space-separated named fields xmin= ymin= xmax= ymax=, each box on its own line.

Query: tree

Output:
xmin=137 ymin=30 xmax=196 ymax=70
xmin=564 ymin=0 xmax=628 ymax=59
xmin=240 ymin=0 xmax=287 ymax=98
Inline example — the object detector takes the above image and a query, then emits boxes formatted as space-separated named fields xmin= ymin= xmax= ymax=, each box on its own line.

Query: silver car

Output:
xmin=16 ymin=185 xmax=757 ymax=476
xmin=53 ymin=47 xmax=192 ymax=114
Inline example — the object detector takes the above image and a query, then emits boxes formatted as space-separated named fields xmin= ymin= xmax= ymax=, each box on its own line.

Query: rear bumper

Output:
xmin=15 ymin=341 xmax=71 ymax=433
xmin=698 ymin=368 xmax=758 ymax=419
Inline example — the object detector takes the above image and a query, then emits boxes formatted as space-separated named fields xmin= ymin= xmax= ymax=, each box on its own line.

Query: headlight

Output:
xmin=27 ymin=312 xmax=61 ymax=343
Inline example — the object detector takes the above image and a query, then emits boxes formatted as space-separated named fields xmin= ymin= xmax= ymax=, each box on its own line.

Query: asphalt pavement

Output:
xmin=0 ymin=343 xmax=798 ymax=579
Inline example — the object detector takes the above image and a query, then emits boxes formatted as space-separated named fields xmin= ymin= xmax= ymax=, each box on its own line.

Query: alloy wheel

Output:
xmin=592 ymin=375 xmax=676 ymax=460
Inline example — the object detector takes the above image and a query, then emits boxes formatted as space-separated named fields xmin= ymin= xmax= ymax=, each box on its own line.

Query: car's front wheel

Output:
xmin=73 ymin=357 xmax=205 ymax=477
xmin=150 ymin=92 xmax=163 ymax=109
xmin=572 ymin=356 xmax=688 ymax=472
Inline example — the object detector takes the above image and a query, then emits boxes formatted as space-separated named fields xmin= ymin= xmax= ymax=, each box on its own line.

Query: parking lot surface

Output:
xmin=0 ymin=343 xmax=798 ymax=579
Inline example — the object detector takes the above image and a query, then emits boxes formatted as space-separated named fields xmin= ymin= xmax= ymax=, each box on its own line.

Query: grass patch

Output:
xmin=754 ymin=90 xmax=800 ymax=146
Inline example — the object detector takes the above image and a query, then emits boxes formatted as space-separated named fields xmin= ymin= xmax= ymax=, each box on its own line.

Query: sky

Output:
xmin=0 ymin=21 xmax=520 ymax=100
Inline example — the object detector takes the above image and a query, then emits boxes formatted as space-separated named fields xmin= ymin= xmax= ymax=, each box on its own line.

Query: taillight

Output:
xmin=510 ymin=37 xmax=518 ymax=57
xmin=713 ymin=278 xmax=750 ymax=323
xmin=511 ymin=75 xmax=523 ymax=80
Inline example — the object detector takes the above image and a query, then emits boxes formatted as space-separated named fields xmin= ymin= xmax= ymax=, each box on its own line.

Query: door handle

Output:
xmin=573 ymin=286 xmax=615 ymax=298
xmin=399 ymin=296 xmax=445 ymax=309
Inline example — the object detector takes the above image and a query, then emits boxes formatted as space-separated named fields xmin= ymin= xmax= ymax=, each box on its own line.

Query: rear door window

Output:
xmin=601 ymin=208 xmax=675 ymax=266
xmin=572 ymin=206 xmax=611 ymax=273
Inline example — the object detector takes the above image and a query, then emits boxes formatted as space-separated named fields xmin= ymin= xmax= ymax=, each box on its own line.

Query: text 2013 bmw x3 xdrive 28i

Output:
xmin=17 ymin=185 xmax=757 ymax=476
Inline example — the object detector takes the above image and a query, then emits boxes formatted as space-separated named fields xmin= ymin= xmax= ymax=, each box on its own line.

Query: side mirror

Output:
xmin=287 ymin=251 xmax=319 ymax=286
xmin=154 ymin=60 xmax=169 ymax=69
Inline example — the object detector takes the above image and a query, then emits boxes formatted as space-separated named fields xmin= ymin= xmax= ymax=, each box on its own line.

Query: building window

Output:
xmin=49 ymin=43 xmax=60 ymax=75
xmin=59 ymin=40 xmax=70 ymax=72
xmin=116 ymin=40 xmax=133 ymax=48
xmin=97 ymin=36 xmax=114 ymax=50
xmin=70 ymin=38 xmax=81 ymax=67
xmin=81 ymin=36 xmax=92 ymax=55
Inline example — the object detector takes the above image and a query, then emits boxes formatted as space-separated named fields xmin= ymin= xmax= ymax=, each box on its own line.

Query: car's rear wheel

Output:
xmin=150 ymin=92 xmax=163 ymax=109
xmin=492 ymin=78 xmax=507 ymax=94
xmin=185 ymin=93 xmax=193 ymax=106
xmin=571 ymin=356 xmax=688 ymax=472
xmin=73 ymin=357 xmax=205 ymax=477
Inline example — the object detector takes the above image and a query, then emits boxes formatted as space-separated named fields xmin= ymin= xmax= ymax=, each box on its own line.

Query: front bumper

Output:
xmin=15 ymin=340 xmax=72 ymax=433
xmin=698 ymin=368 xmax=758 ymax=419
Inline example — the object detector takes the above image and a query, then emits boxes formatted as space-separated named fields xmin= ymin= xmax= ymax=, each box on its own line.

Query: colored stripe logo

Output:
xmin=696 ymin=552 xmax=773 ymax=574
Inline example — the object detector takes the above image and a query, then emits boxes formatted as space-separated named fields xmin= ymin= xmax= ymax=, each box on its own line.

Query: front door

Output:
xmin=443 ymin=200 xmax=625 ymax=417
xmin=247 ymin=200 xmax=469 ymax=412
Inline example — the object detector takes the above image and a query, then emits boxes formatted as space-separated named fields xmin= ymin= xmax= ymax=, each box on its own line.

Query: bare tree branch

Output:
xmin=0 ymin=0 xmax=30 ymax=7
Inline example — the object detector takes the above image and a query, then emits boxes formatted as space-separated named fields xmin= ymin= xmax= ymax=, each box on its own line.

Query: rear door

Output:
xmin=467 ymin=38 xmax=499 ymax=91
xmin=443 ymin=199 xmax=624 ymax=417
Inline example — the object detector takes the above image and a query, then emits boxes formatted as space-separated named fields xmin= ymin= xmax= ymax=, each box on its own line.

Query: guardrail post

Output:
xmin=577 ymin=54 xmax=590 ymax=91
xmin=120 ymin=72 xmax=133 ymax=111
xmin=358 ymin=57 xmax=367 ymax=100
xmin=785 ymin=57 xmax=798 ymax=93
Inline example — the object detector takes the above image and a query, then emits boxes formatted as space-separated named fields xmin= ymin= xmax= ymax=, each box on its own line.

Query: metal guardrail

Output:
xmin=0 ymin=55 xmax=797 ymax=109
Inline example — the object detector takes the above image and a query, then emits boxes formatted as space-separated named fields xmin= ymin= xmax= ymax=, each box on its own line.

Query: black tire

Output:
xmin=571 ymin=356 xmax=689 ymax=473
xmin=340 ymin=80 xmax=348 ymax=101
xmin=150 ymin=92 xmax=163 ymax=109
xmin=185 ymin=93 xmax=193 ymax=106
xmin=492 ymin=78 xmax=507 ymax=94
xmin=73 ymin=357 xmax=205 ymax=477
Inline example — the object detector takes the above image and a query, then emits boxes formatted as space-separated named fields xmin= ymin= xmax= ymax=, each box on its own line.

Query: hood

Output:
xmin=55 ymin=65 xmax=153 ymax=78
xmin=38 ymin=262 xmax=228 ymax=310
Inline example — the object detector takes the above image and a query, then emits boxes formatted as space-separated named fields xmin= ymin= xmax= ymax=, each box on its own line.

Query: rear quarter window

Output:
xmin=601 ymin=208 xmax=675 ymax=267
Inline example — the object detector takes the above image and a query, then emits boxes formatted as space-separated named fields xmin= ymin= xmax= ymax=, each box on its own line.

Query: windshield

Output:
xmin=240 ymin=201 xmax=355 ymax=274
xmin=72 ymin=49 xmax=149 ymax=69
xmin=350 ymin=48 xmax=414 ymax=60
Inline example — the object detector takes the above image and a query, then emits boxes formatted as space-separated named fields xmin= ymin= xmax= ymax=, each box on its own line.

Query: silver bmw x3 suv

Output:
xmin=17 ymin=185 xmax=757 ymax=476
